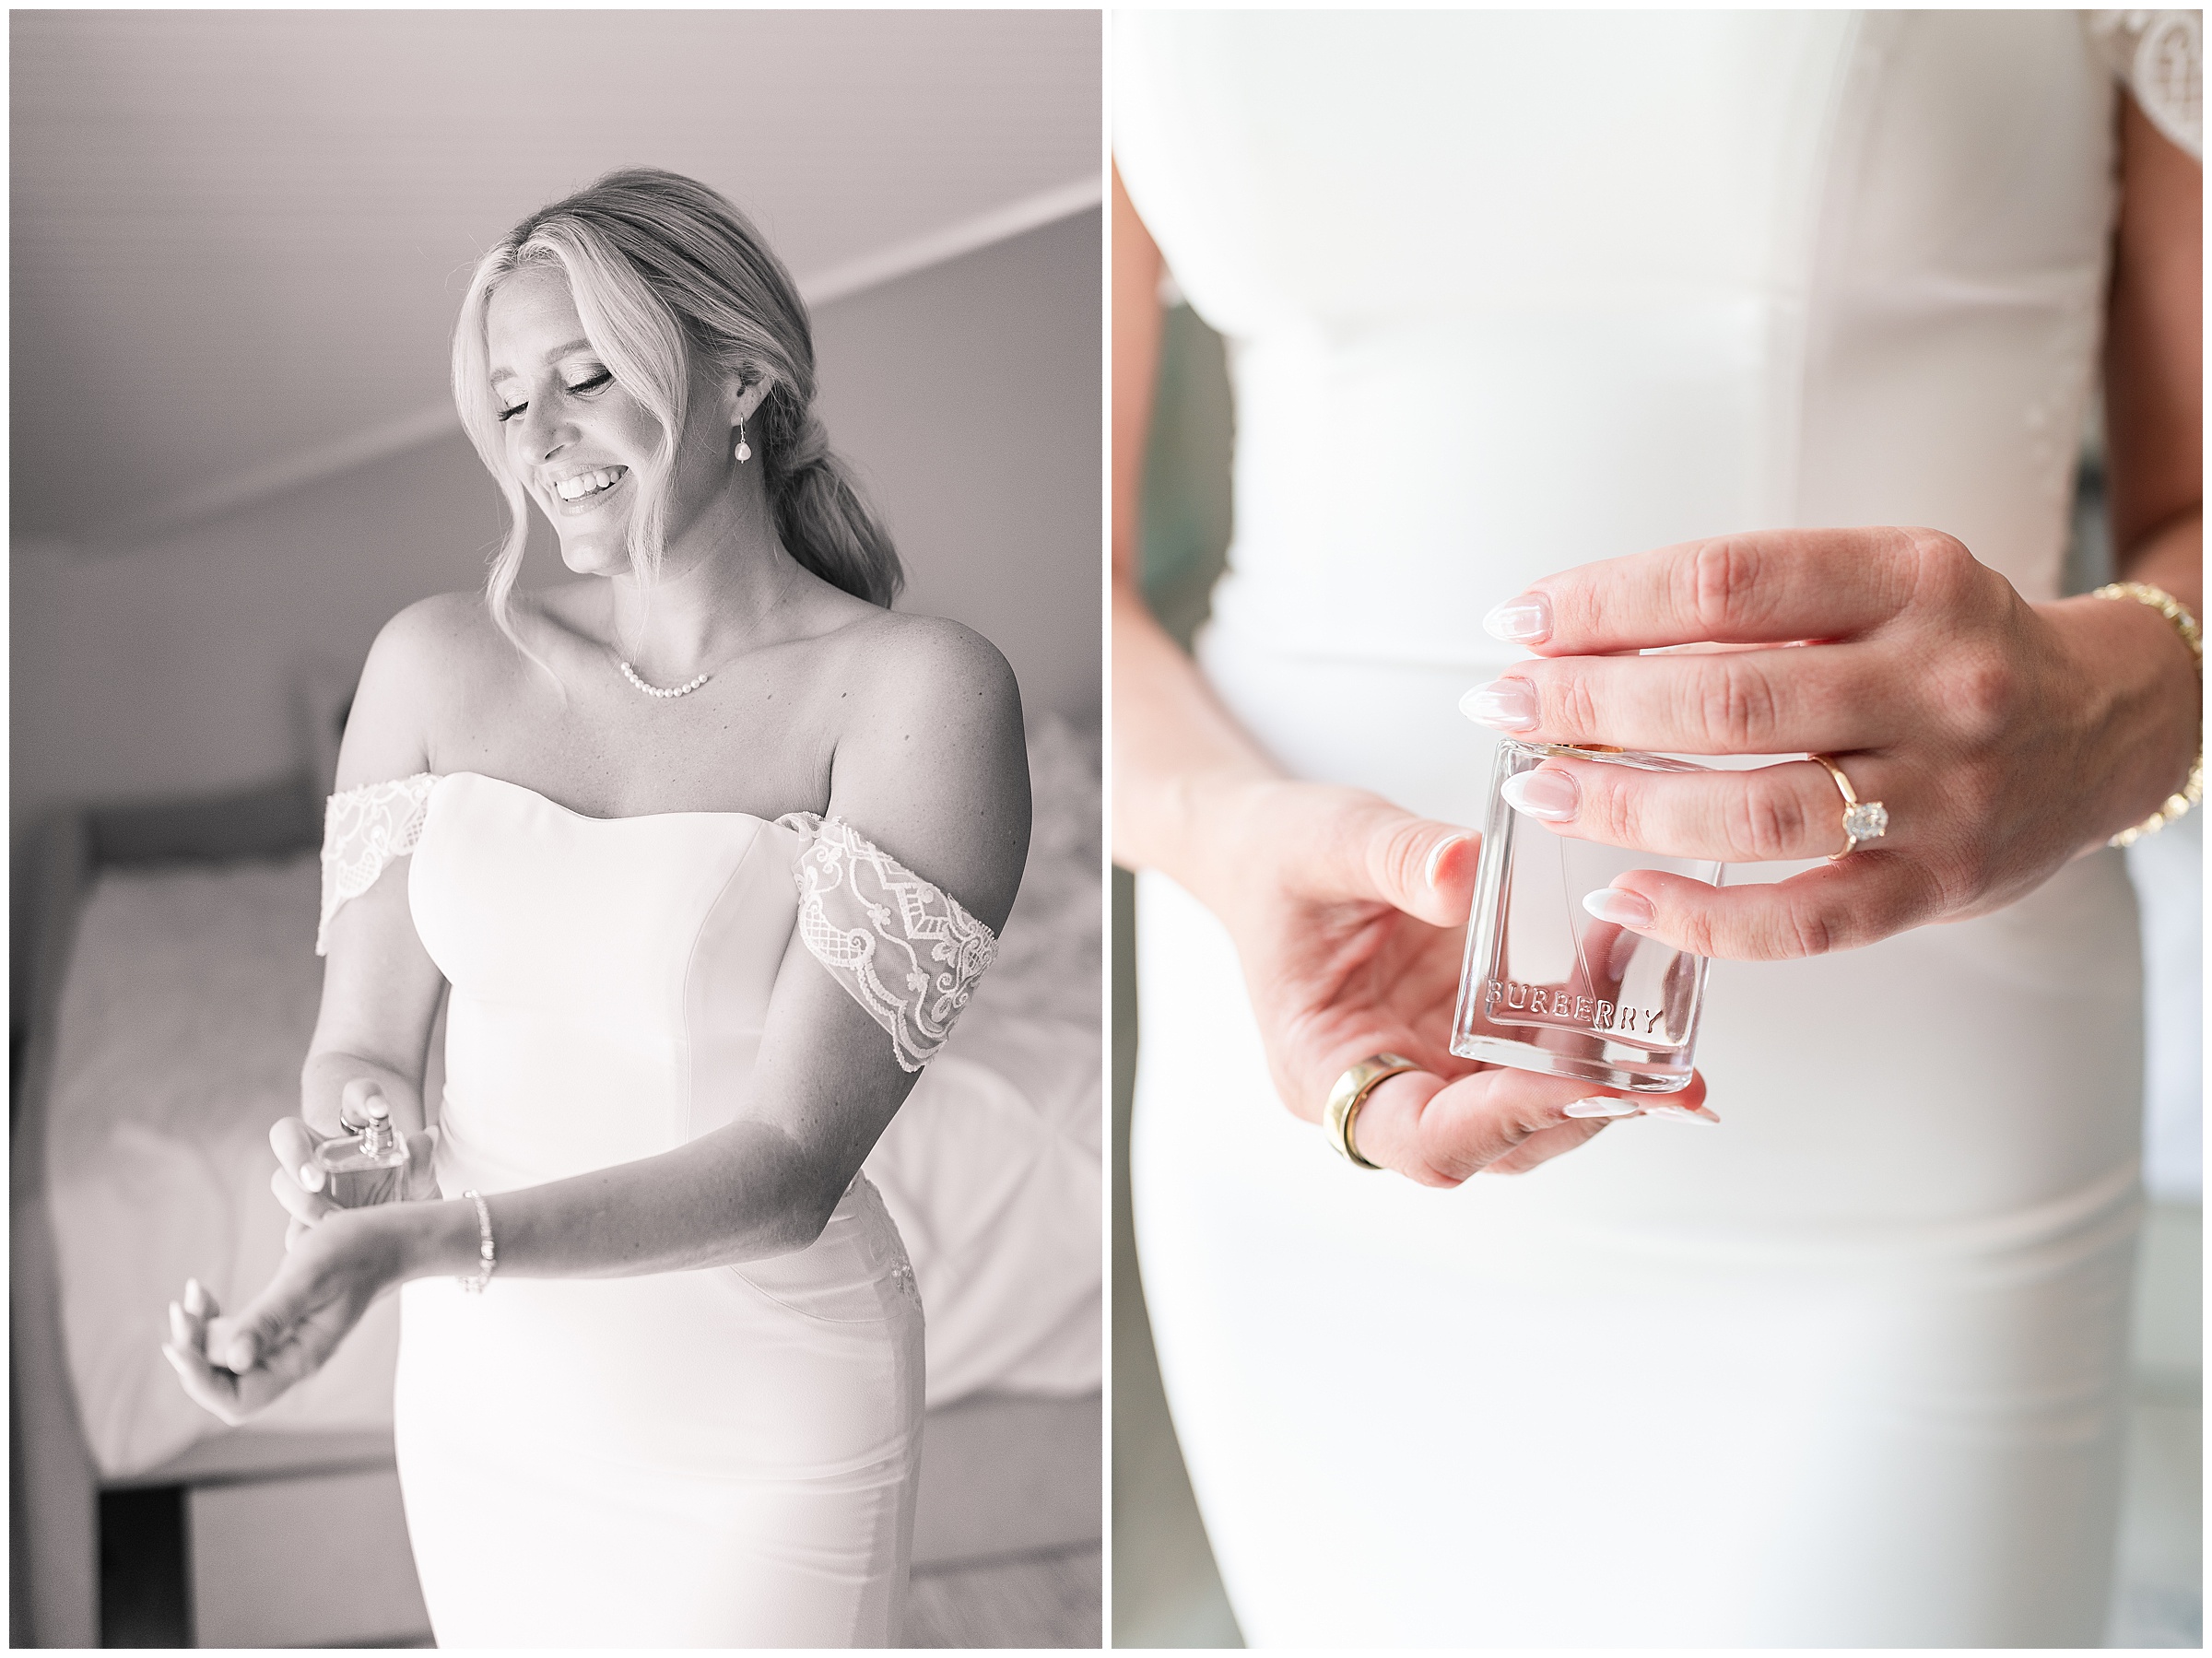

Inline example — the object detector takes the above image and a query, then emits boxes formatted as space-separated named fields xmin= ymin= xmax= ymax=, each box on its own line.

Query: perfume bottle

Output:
xmin=1450 ymin=740 xmax=1725 ymax=1093
xmin=312 ymin=1095 xmax=411 ymax=1206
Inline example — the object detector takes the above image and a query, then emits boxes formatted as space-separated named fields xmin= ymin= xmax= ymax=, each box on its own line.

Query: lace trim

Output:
xmin=776 ymin=814 xmax=998 ymax=1073
xmin=2089 ymin=10 xmax=2204 ymax=160
xmin=317 ymin=773 xmax=437 ymax=956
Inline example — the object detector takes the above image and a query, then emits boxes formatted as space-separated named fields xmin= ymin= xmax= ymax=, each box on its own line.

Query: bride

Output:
xmin=1115 ymin=11 xmax=2196 ymax=1647
xmin=162 ymin=168 xmax=1030 ymax=1645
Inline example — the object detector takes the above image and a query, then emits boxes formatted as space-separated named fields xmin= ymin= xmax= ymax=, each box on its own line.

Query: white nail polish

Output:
xmin=1501 ymin=769 xmax=1578 ymax=821
xmin=1562 ymin=1097 xmax=1641 ymax=1118
xmin=1583 ymin=887 xmax=1655 ymax=928
xmin=1459 ymin=678 xmax=1539 ymax=731
xmin=1482 ymin=594 xmax=1553 ymax=643
xmin=1642 ymin=1103 xmax=1722 ymax=1125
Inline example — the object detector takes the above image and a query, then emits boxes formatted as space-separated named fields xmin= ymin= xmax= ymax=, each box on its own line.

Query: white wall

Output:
xmin=818 ymin=208 xmax=1100 ymax=727
xmin=10 ymin=210 xmax=1100 ymax=862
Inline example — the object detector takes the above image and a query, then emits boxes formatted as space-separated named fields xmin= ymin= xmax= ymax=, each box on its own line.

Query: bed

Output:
xmin=11 ymin=709 xmax=1101 ymax=1648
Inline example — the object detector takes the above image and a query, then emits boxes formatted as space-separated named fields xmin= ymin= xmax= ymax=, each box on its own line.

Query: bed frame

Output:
xmin=10 ymin=769 xmax=1100 ymax=1646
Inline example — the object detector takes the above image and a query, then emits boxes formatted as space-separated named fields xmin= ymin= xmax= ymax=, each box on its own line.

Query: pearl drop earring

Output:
xmin=735 ymin=419 xmax=751 ymax=464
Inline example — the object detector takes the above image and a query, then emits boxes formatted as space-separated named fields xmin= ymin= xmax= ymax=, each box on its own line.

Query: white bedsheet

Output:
xmin=48 ymin=723 xmax=1101 ymax=1479
xmin=46 ymin=852 xmax=402 ymax=1478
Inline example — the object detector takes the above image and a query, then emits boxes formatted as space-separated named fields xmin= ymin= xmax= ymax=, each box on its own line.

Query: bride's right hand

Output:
xmin=269 ymin=1078 xmax=439 ymax=1246
xmin=1190 ymin=776 xmax=1711 ymax=1186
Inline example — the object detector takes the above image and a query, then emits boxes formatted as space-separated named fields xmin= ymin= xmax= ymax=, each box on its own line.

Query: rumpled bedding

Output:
xmin=46 ymin=720 xmax=1101 ymax=1479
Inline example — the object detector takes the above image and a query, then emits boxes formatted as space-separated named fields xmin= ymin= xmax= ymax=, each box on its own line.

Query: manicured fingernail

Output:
xmin=183 ymin=1278 xmax=206 ymax=1314
xmin=1459 ymin=677 xmax=1539 ymax=731
xmin=1483 ymin=593 xmax=1552 ymax=643
xmin=1583 ymin=887 xmax=1654 ymax=927
xmin=1563 ymin=1097 xmax=1641 ymax=1119
xmin=1501 ymin=769 xmax=1578 ymax=822
xmin=299 ymin=1162 xmax=324 ymax=1193
xmin=1643 ymin=1103 xmax=1723 ymax=1125
xmin=225 ymin=1335 xmax=258 ymax=1372
xmin=160 ymin=1344 xmax=188 ymax=1372
xmin=1423 ymin=832 xmax=1473 ymax=888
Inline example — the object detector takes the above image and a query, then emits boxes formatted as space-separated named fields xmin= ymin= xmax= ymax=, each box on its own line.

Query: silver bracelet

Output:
xmin=458 ymin=1190 xmax=496 ymax=1294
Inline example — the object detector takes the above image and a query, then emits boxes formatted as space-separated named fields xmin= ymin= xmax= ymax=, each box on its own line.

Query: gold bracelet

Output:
xmin=2091 ymin=582 xmax=2204 ymax=847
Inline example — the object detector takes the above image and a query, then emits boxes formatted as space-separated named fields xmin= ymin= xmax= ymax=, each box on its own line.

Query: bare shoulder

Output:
xmin=824 ymin=611 xmax=1030 ymax=930
xmin=847 ymin=610 xmax=1022 ymax=724
xmin=336 ymin=591 xmax=517 ymax=790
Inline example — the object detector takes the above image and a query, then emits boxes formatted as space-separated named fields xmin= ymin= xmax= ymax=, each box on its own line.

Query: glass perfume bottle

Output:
xmin=1451 ymin=740 xmax=1725 ymax=1093
xmin=312 ymin=1095 xmax=411 ymax=1206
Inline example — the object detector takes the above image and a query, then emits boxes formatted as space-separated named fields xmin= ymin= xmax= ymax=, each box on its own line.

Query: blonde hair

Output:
xmin=451 ymin=168 xmax=902 ymax=659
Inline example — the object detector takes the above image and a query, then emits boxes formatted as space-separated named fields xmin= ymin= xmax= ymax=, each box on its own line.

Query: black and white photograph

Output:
xmin=13 ymin=10 xmax=1102 ymax=1648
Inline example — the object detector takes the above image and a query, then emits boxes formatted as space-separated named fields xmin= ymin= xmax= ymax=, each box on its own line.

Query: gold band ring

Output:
xmin=1323 ymin=1052 xmax=1418 ymax=1171
xmin=1811 ymin=755 xmax=1888 ymax=860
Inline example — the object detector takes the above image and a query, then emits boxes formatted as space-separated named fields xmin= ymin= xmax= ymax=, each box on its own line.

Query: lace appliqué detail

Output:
xmin=2089 ymin=10 xmax=2204 ymax=159
xmin=777 ymin=814 xmax=997 ymax=1073
xmin=317 ymin=773 xmax=437 ymax=956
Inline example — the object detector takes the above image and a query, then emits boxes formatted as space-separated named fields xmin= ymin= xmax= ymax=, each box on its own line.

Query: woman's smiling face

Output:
xmin=485 ymin=263 xmax=735 ymax=579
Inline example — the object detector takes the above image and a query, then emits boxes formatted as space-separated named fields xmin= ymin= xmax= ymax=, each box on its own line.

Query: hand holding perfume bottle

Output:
xmin=268 ymin=1076 xmax=440 ymax=1247
xmin=1128 ymin=773 xmax=1716 ymax=1184
xmin=1463 ymin=527 xmax=2203 ymax=961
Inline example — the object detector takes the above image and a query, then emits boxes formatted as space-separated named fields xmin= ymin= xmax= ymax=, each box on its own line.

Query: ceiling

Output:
xmin=11 ymin=9 xmax=1100 ymax=545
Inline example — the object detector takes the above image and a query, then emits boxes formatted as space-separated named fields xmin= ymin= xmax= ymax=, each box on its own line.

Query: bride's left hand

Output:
xmin=162 ymin=1208 xmax=411 ymax=1424
xmin=1463 ymin=527 xmax=2200 ymax=959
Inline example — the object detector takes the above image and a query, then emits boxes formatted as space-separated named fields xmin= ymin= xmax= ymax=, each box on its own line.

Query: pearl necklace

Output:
xmin=617 ymin=659 xmax=711 ymax=700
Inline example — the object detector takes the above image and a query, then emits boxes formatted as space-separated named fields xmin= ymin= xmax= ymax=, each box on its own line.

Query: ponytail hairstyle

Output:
xmin=451 ymin=168 xmax=902 ymax=660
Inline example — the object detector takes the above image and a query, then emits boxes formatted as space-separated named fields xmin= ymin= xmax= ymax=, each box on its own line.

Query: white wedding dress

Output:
xmin=1118 ymin=11 xmax=2194 ymax=1647
xmin=319 ymin=770 xmax=994 ymax=1646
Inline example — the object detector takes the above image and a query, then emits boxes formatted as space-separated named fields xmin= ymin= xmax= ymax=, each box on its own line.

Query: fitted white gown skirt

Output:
xmin=1119 ymin=9 xmax=2149 ymax=1646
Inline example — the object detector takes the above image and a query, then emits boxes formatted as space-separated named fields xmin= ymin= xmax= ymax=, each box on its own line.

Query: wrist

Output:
xmin=1118 ymin=752 xmax=1275 ymax=884
xmin=365 ymin=1197 xmax=480 ymax=1284
xmin=1167 ymin=770 xmax=1301 ymax=914
xmin=2042 ymin=589 xmax=2203 ymax=840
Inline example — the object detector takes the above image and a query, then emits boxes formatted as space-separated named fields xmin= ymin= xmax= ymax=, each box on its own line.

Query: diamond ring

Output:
xmin=1811 ymin=755 xmax=1888 ymax=859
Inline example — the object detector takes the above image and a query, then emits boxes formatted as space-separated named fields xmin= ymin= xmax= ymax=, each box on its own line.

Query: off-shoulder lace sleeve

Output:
xmin=776 ymin=814 xmax=999 ymax=1073
xmin=318 ymin=773 xmax=438 ymax=956
xmin=2089 ymin=10 xmax=2204 ymax=159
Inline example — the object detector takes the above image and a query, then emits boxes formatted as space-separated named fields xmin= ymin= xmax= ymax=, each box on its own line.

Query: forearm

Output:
xmin=1112 ymin=161 xmax=1288 ymax=896
xmin=379 ymin=1118 xmax=835 ymax=1286
xmin=2117 ymin=504 xmax=2202 ymax=616
xmin=1111 ymin=577 xmax=1285 ymax=883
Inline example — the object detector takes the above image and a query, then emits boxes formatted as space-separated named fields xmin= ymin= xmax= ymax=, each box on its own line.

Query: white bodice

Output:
xmin=1118 ymin=13 xmax=2130 ymax=669
xmin=410 ymin=773 xmax=808 ymax=1194
xmin=319 ymin=770 xmax=994 ymax=1194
